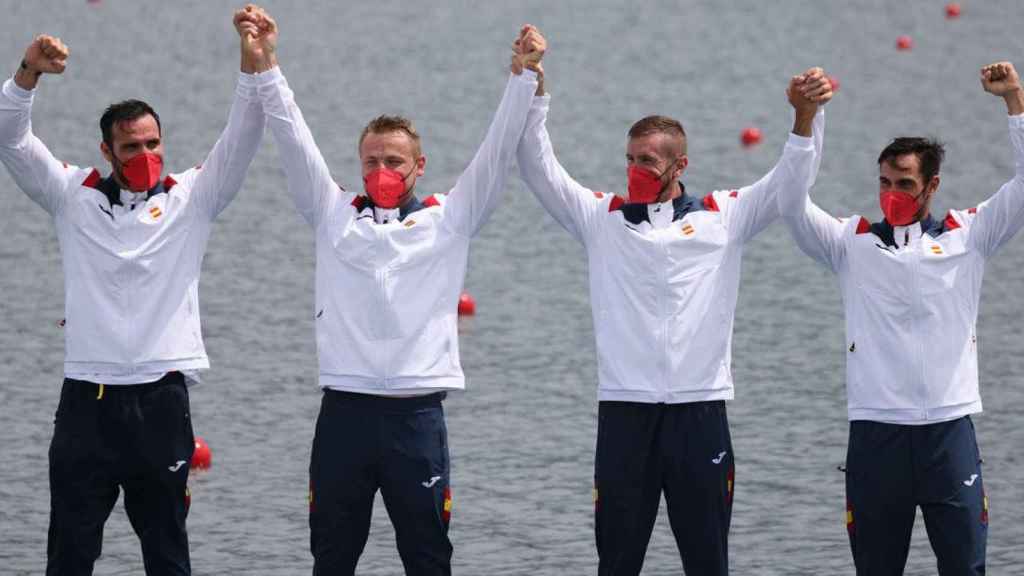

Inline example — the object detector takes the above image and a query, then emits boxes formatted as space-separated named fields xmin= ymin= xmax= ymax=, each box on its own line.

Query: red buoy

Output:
xmin=896 ymin=35 xmax=913 ymax=51
xmin=945 ymin=3 xmax=961 ymax=18
xmin=828 ymin=75 xmax=840 ymax=93
xmin=740 ymin=127 xmax=762 ymax=148
xmin=457 ymin=292 xmax=476 ymax=316
xmin=191 ymin=437 xmax=212 ymax=470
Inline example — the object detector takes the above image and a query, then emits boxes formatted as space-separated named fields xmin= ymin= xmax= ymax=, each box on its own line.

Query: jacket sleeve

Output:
xmin=964 ymin=114 xmax=1024 ymax=258
xmin=442 ymin=70 xmax=539 ymax=238
xmin=0 ymin=78 xmax=77 ymax=216
xmin=726 ymin=108 xmax=825 ymax=243
xmin=776 ymin=112 xmax=847 ymax=273
xmin=257 ymin=67 xmax=337 ymax=228
xmin=515 ymin=92 xmax=603 ymax=245
xmin=187 ymin=72 xmax=267 ymax=221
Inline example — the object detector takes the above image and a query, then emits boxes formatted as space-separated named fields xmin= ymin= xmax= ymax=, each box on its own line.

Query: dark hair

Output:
xmin=628 ymin=115 xmax=687 ymax=156
xmin=359 ymin=114 xmax=422 ymax=157
xmin=100 ymin=100 xmax=161 ymax=147
xmin=877 ymin=137 xmax=945 ymax=183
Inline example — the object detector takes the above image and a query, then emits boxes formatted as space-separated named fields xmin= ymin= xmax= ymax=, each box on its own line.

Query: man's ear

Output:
xmin=100 ymin=141 xmax=113 ymax=163
xmin=926 ymin=174 xmax=941 ymax=199
xmin=416 ymin=155 xmax=427 ymax=178
xmin=673 ymin=155 xmax=689 ymax=180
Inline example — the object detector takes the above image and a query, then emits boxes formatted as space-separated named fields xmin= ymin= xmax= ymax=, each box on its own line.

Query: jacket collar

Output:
xmin=97 ymin=175 xmax=166 ymax=209
xmin=872 ymin=213 xmax=943 ymax=247
xmin=367 ymin=195 xmax=424 ymax=222
xmin=619 ymin=182 xmax=695 ymax=225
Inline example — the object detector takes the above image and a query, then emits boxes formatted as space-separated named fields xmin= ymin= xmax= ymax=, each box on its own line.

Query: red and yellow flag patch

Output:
xmin=149 ymin=206 xmax=163 ymax=220
xmin=442 ymin=486 xmax=452 ymax=524
xmin=981 ymin=490 xmax=989 ymax=525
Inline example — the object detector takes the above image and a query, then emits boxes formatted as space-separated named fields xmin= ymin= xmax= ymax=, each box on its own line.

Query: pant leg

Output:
xmin=845 ymin=420 xmax=917 ymax=576
xmin=915 ymin=416 xmax=987 ymax=576
xmin=120 ymin=373 xmax=194 ymax=576
xmin=662 ymin=401 xmax=733 ymax=576
xmin=309 ymin=391 xmax=379 ymax=576
xmin=47 ymin=379 xmax=121 ymax=576
xmin=378 ymin=398 xmax=453 ymax=576
xmin=594 ymin=401 xmax=664 ymax=576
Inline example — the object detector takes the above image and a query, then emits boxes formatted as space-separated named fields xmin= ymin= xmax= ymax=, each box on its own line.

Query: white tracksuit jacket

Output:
xmin=0 ymin=73 xmax=268 ymax=382
xmin=257 ymin=67 xmax=539 ymax=394
xmin=779 ymin=114 xmax=1024 ymax=424
xmin=517 ymin=95 xmax=824 ymax=404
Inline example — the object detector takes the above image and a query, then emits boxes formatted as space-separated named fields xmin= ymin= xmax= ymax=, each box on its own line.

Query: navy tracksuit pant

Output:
xmin=594 ymin=399 xmax=734 ymax=576
xmin=309 ymin=389 xmax=452 ymax=576
xmin=845 ymin=416 xmax=987 ymax=575
xmin=47 ymin=372 xmax=194 ymax=576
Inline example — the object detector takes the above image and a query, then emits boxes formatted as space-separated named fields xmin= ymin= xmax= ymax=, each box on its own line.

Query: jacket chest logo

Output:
xmin=681 ymin=223 xmax=695 ymax=236
xmin=149 ymin=206 xmax=163 ymax=220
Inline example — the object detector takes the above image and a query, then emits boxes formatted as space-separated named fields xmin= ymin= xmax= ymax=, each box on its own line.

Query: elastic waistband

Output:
xmin=599 ymin=399 xmax=726 ymax=411
xmin=323 ymin=389 xmax=446 ymax=412
xmin=64 ymin=371 xmax=184 ymax=393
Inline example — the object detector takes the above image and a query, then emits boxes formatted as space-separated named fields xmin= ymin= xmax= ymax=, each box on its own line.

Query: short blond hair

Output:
xmin=628 ymin=115 xmax=687 ymax=156
xmin=358 ymin=115 xmax=422 ymax=157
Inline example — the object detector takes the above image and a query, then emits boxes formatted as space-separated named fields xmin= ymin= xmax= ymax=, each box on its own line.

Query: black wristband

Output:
xmin=19 ymin=59 xmax=41 ymax=78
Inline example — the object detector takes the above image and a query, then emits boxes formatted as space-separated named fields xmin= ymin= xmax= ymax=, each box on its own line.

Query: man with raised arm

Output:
xmin=235 ymin=6 xmax=545 ymax=574
xmin=777 ymin=62 xmax=1024 ymax=575
xmin=515 ymin=61 xmax=832 ymax=574
xmin=0 ymin=8 xmax=276 ymax=575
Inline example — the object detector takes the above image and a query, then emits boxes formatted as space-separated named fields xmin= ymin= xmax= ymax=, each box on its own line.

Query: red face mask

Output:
xmin=364 ymin=166 xmax=415 ymax=209
xmin=117 ymin=152 xmax=163 ymax=192
xmin=879 ymin=188 xmax=924 ymax=226
xmin=627 ymin=165 xmax=669 ymax=204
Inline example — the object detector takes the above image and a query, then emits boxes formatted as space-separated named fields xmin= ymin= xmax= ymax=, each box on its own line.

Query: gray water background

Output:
xmin=1 ymin=1 xmax=1023 ymax=574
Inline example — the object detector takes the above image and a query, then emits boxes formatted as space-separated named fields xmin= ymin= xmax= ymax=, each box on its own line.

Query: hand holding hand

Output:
xmin=787 ymin=67 xmax=831 ymax=137
xmin=787 ymin=67 xmax=832 ymax=114
xmin=234 ymin=4 xmax=278 ymax=73
xmin=511 ymin=25 xmax=546 ymax=95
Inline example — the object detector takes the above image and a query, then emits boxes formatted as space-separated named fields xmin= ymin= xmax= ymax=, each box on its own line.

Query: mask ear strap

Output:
xmin=108 ymin=148 xmax=127 ymax=187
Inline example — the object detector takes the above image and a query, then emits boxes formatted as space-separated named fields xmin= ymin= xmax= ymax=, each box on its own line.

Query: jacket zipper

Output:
xmin=909 ymin=240 xmax=928 ymax=420
xmin=659 ymin=232 xmax=670 ymax=402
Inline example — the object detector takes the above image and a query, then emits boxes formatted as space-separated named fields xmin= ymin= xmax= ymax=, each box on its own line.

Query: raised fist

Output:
xmin=980 ymin=62 xmax=1021 ymax=98
xmin=23 ymin=35 xmax=70 ymax=75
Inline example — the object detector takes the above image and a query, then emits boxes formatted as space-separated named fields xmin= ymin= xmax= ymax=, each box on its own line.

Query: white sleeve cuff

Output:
xmin=786 ymin=131 xmax=814 ymax=150
xmin=239 ymin=66 xmax=284 ymax=88
xmin=2 ymin=78 xmax=34 ymax=104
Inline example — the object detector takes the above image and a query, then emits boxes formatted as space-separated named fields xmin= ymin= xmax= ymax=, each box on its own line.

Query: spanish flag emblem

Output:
xmin=726 ymin=466 xmax=735 ymax=504
xmin=149 ymin=206 xmax=163 ymax=220
xmin=930 ymin=244 xmax=943 ymax=254
xmin=681 ymin=223 xmax=695 ymax=236
xmin=442 ymin=486 xmax=452 ymax=524
xmin=981 ymin=490 xmax=989 ymax=525
xmin=846 ymin=501 xmax=855 ymax=535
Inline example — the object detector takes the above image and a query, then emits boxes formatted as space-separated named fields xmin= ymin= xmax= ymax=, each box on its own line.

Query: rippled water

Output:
xmin=2 ymin=1 xmax=1023 ymax=574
